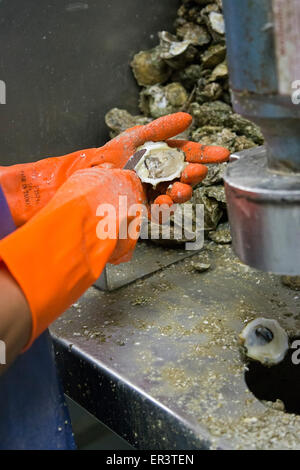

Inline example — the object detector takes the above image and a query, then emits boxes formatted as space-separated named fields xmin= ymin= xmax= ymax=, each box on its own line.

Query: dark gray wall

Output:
xmin=0 ymin=0 xmax=179 ymax=165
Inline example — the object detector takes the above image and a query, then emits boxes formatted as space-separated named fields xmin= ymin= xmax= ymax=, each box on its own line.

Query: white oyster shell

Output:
xmin=239 ymin=318 xmax=289 ymax=366
xmin=159 ymin=31 xmax=192 ymax=59
xmin=209 ymin=12 xmax=225 ymax=35
xmin=134 ymin=141 xmax=186 ymax=187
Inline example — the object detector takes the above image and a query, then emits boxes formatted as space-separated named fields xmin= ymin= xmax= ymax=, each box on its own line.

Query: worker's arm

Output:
xmin=0 ymin=167 xmax=145 ymax=359
xmin=0 ymin=263 xmax=31 ymax=372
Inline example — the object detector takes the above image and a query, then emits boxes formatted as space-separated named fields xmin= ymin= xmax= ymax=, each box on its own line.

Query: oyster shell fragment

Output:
xmin=134 ymin=141 xmax=186 ymax=187
xmin=239 ymin=318 xmax=289 ymax=366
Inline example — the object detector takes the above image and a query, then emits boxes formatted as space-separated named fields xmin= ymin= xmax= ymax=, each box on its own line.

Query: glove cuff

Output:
xmin=0 ymin=195 xmax=117 ymax=349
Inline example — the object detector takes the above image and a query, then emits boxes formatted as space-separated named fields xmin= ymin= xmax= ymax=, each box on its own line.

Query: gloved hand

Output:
xmin=0 ymin=167 xmax=146 ymax=349
xmin=0 ymin=113 xmax=229 ymax=226
xmin=150 ymin=139 xmax=230 ymax=207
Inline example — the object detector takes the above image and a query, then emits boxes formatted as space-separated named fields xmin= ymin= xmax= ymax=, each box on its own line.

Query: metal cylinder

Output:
xmin=224 ymin=147 xmax=300 ymax=275
xmin=223 ymin=0 xmax=300 ymax=173
xmin=223 ymin=0 xmax=300 ymax=274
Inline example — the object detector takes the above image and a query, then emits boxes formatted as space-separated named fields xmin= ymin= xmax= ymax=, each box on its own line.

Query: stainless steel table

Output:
xmin=51 ymin=242 xmax=300 ymax=450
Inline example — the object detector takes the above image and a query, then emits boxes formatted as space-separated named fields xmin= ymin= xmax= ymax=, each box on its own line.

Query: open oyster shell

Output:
xmin=239 ymin=318 xmax=289 ymax=366
xmin=134 ymin=141 xmax=186 ymax=187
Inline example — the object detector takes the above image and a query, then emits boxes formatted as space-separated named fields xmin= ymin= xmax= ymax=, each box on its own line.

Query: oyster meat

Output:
xmin=239 ymin=318 xmax=289 ymax=366
xmin=134 ymin=141 xmax=186 ymax=187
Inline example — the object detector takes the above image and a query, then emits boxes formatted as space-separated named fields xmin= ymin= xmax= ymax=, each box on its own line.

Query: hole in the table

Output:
xmin=245 ymin=337 xmax=300 ymax=415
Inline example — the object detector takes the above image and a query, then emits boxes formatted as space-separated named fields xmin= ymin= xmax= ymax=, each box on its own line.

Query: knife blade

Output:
xmin=123 ymin=149 xmax=146 ymax=171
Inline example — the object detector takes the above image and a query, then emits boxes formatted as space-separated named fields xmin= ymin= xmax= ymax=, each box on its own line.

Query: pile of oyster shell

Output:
xmin=105 ymin=0 xmax=264 ymax=245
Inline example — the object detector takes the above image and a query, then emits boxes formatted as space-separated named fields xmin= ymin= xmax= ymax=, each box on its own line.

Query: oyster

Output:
xmin=202 ymin=162 xmax=227 ymax=186
xmin=205 ymin=185 xmax=226 ymax=204
xmin=208 ymin=222 xmax=232 ymax=244
xmin=208 ymin=12 xmax=225 ymax=35
xmin=130 ymin=47 xmax=171 ymax=86
xmin=239 ymin=318 xmax=289 ymax=366
xmin=190 ymin=101 xmax=264 ymax=150
xmin=158 ymin=31 xmax=197 ymax=70
xmin=176 ymin=22 xmax=211 ymax=47
xmin=234 ymin=135 xmax=260 ymax=152
xmin=200 ymin=4 xmax=224 ymax=42
xmin=190 ymin=101 xmax=233 ymax=128
xmin=201 ymin=44 xmax=227 ymax=69
xmin=192 ymin=186 xmax=223 ymax=231
xmin=139 ymin=83 xmax=188 ymax=119
xmin=105 ymin=108 xmax=152 ymax=139
xmin=193 ymin=262 xmax=211 ymax=272
xmin=209 ymin=61 xmax=229 ymax=82
xmin=227 ymin=113 xmax=265 ymax=145
xmin=146 ymin=200 xmax=195 ymax=246
xmin=205 ymin=11 xmax=226 ymax=42
xmin=134 ymin=141 xmax=186 ymax=187
xmin=192 ymin=126 xmax=237 ymax=151
xmin=195 ymin=81 xmax=223 ymax=103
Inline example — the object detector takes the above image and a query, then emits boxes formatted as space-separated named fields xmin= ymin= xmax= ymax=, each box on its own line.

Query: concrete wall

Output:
xmin=0 ymin=0 xmax=179 ymax=164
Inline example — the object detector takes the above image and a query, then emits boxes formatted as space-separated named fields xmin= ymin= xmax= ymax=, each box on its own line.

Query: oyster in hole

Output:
xmin=134 ymin=141 xmax=186 ymax=187
xmin=239 ymin=318 xmax=289 ymax=366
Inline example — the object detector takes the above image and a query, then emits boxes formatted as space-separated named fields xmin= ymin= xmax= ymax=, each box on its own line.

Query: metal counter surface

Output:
xmin=51 ymin=242 xmax=300 ymax=450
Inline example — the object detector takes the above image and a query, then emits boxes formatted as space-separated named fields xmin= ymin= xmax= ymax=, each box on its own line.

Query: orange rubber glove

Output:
xmin=151 ymin=139 xmax=230 ymax=207
xmin=0 ymin=167 xmax=146 ymax=349
xmin=0 ymin=113 xmax=230 ymax=226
